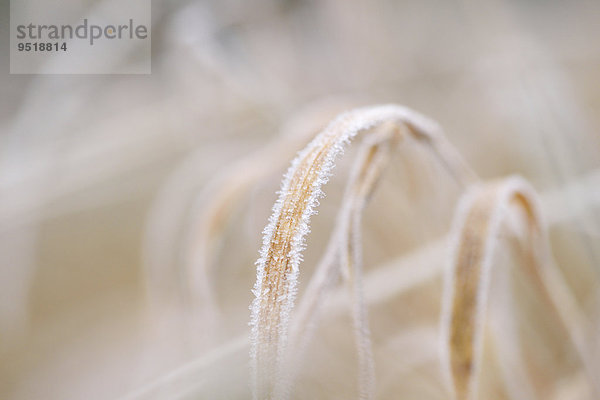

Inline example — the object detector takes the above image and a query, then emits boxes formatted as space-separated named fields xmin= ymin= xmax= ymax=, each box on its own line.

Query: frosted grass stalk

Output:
xmin=440 ymin=176 xmax=599 ymax=400
xmin=250 ymin=104 xmax=475 ymax=399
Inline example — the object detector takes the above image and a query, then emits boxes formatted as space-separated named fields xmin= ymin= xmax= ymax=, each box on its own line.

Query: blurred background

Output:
xmin=1 ymin=0 xmax=599 ymax=399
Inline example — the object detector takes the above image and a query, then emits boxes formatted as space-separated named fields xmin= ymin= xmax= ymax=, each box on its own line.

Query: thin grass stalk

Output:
xmin=272 ymin=129 xmax=394 ymax=399
xmin=344 ymin=170 xmax=378 ymax=400
xmin=487 ymin=250 xmax=538 ymax=400
xmin=440 ymin=176 xmax=599 ymax=400
xmin=340 ymin=129 xmax=403 ymax=399
xmin=250 ymin=104 xmax=475 ymax=399
xmin=278 ymin=126 xmax=400 ymax=399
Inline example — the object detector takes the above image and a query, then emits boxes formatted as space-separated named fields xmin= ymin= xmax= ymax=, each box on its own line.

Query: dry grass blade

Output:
xmin=182 ymin=99 xmax=355 ymax=314
xmin=173 ymin=102 xmax=350 ymax=334
xmin=440 ymin=176 xmax=598 ymax=400
xmin=250 ymin=104 xmax=476 ymax=399
xmin=339 ymin=128 xmax=397 ymax=400
xmin=275 ymin=124 xmax=400 ymax=400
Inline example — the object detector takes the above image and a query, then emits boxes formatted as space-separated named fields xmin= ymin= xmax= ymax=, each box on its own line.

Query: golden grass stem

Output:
xmin=183 ymin=100 xmax=353 ymax=319
xmin=250 ymin=104 xmax=475 ymax=399
xmin=441 ymin=176 xmax=599 ymax=400
xmin=277 ymin=125 xmax=400 ymax=399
